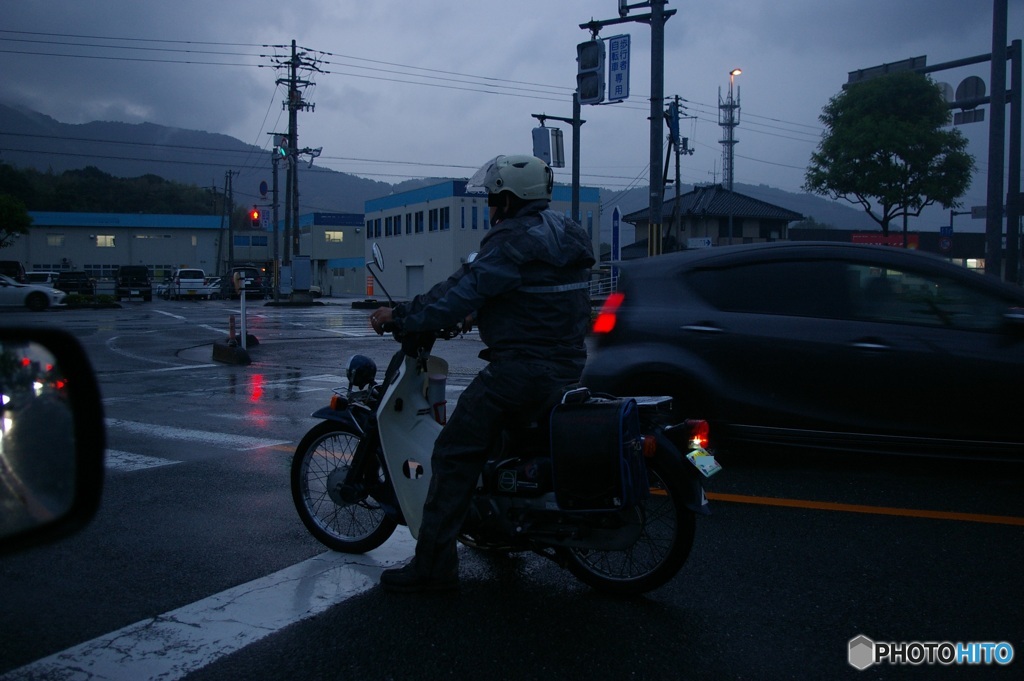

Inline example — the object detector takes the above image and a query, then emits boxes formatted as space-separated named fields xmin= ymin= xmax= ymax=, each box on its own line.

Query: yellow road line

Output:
xmin=705 ymin=492 xmax=1024 ymax=527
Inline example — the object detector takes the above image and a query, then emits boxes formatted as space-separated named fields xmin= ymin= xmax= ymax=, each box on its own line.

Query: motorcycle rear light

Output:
xmin=685 ymin=419 xmax=709 ymax=449
xmin=642 ymin=434 xmax=658 ymax=458
xmin=592 ymin=292 xmax=624 ymax=334
xmin=330 ymin=394 xmax=343 ymax=410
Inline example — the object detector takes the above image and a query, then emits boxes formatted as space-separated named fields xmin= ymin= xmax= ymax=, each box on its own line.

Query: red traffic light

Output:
xmin=250 ymin=207 xmax=261 ymax=226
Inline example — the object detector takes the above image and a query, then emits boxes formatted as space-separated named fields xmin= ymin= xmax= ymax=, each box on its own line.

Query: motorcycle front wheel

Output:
xmin=561 ymin=449 xmax=697 ymax=595
xmin=291 ymin=420 xmax=397 ymax=553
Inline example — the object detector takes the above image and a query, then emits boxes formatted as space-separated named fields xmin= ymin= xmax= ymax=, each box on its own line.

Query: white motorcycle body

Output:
xmin=375 ymin=352 xmax=449 ymax=538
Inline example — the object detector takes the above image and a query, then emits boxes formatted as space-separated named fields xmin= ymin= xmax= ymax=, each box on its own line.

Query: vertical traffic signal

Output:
xmin=577 ymin=39 xmax=606 ymax=105
xmin=250 ymin=207 xmax=261 ymax=227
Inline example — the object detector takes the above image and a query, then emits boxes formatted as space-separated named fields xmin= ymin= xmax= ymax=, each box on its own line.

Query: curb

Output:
xmin=212 ymin=340 xmax=250 ymax=365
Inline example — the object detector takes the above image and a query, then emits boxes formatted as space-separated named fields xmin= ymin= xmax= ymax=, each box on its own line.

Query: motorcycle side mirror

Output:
xmin=465 ymin=251 xmax=479 ymax=264
xmin=371 ymin=243 xmax=384 ymax=271
xmin=0 ymin=328 xmax=105 ymax=556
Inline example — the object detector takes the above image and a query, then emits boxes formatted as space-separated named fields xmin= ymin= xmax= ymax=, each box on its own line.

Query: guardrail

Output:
xmin=589 ymin=274 xmax=618 ymax=297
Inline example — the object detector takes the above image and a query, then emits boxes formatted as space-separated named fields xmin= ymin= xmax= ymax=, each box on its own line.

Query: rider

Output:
xmin=370 ymin=154 xmax=596 ymax=592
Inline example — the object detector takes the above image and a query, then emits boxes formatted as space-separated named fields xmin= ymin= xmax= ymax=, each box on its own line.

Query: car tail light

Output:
xmin=592 ymin=292 xmax=624 ymax=334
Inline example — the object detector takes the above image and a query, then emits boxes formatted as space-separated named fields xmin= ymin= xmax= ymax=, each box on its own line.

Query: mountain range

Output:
xmin=0 ymin=102 xmax=880 ymax=240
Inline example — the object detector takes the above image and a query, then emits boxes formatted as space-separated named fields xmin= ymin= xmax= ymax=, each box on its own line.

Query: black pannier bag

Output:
xmin=549 ymin=391 xmax=648 ymax=510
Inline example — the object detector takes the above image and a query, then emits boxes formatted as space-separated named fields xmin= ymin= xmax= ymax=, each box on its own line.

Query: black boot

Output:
xmin=380 ymin=561 xmax=458 ymax=593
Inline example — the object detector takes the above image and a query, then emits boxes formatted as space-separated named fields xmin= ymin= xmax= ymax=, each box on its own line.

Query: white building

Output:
xmin=363 ymin=180 xmax=601 ymax=299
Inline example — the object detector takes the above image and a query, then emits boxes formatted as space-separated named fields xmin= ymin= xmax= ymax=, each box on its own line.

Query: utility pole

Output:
xmin=226 ymin=170 xmax=237 ymax=269
xmin=531 ymin=106 xmax=586 ymax=222
xmin=271 ymin=40 xmax=320 ymax=263
xmin=580 ymin=1 xmax=675 ymax=257
xmin=664 ymin=95 xmax=693 ymax=249
xmin=269 ymin=133 xmax=287 ymax=300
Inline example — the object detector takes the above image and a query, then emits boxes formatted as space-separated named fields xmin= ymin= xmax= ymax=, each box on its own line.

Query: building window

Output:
xmin=385 ymin=216 xmax=394 ymax=237
xmin=96 ymin=235 xmax=115 ymax=247
xmin=375 ymin=219 xmax=382 ymax=238
xmin=415 ymin=211 xmax=424 ymax=234
xmin=429 ymin=208 xmax=439 ymax=232
xmin=393 ymin=214 xmax=401 ymax=237
xmin=325 ymin=231 xmax=344 ymax=243
xmin=440 ymin=206 xmax=450 ymax=231
xmin=251 ymin=235 xmax=268 ymax=246
xmin=406 ymin=213 xmax=413 ymax=235
xmin=234 ymin=235 xmax=250 ymax=246
xmin=472 ymin=206 xmax=478 ymax=230
xmin=46 ymin=234 xmax=65 ymax=247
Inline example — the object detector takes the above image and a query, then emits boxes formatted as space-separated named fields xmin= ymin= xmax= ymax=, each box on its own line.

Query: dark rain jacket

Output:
xmin=392 ymin=199 xmax=595 ymax=364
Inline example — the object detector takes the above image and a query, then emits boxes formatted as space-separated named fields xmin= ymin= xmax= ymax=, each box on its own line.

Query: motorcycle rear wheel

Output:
xmin=291 ymin=421 xmax=397 ymax=553
xmin=562 ymin=449 xmax=696 ymax=595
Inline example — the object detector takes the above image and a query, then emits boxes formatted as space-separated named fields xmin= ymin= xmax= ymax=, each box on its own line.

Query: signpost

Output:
xmin=607 ymin=34 xmax=631 ymax=102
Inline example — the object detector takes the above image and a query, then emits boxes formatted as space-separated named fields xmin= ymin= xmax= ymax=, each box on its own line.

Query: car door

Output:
xmin=686 ymin=257 xmax=892 ymax=436
xmin=846 ymin=260 xmax=1024 ymax=445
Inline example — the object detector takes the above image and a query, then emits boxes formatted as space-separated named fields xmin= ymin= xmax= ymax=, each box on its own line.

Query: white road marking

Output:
xmin=0 ymin=536 xmax=417 ymax=681
xmin=105 ymin=449 xmax=182 ymax=472
xmin=106 ymin=419 xmax=290 ymax=450
xmin=152 ymin=310 xmax=187 ymax=321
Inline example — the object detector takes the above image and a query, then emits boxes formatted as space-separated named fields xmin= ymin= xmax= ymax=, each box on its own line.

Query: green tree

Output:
xmin=804 ymin=71 xmax=974 ymax=237
xmin=0 ymin=194 xmax=32 ymax=249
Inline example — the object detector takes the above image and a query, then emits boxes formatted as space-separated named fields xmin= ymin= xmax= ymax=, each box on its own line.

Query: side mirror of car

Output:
xmin=0 ymin=328 xmax=105 ymax=556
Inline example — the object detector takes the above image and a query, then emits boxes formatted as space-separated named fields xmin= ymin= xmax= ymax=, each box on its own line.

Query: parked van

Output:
xmin=171 ymin=268 xmax=207 ymax=300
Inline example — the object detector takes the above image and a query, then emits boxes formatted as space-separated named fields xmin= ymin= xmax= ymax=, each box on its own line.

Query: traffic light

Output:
xmin=250 ymin=207 xmax=261 ymax=227
xmin=577 ymin=39 xmax=605 ymax=105
xmin=274 ymin=134 xmax=289 ymax=158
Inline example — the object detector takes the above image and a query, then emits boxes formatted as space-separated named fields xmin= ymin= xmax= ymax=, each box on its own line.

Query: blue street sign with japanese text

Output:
xmin=607 ymin=34 xmax=630 ymax=102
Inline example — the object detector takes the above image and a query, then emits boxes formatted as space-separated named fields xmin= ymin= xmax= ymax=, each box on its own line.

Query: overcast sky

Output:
xmin=1 ymin=0 xmax=1021 ymax=229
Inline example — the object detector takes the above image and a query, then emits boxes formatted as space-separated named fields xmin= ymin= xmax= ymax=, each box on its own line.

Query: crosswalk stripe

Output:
xmin=105 ymin=419 xmax=290 ymax=450
xmin=0 ymin=536 xmax=417 ymax=680
xmin=105 ymin=449 xmax=181 ymax=472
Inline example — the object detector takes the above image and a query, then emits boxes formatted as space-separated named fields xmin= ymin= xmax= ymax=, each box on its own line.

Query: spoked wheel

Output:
xmin=562 ymin=449 xmax=697 ymax=595
xmin=290 ymin=421 xmax=397 ymax=553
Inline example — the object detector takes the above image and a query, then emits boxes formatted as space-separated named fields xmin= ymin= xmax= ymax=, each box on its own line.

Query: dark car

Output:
xmin=54 ymin=271 xmax=96 ymax=296
xmin=115 ymin=265 xmax=153 ymax=302
xmin=582 ymin=241 xmax=1024 ymax=460
xmin=0 ymin=260 xmax=26 ymax=283
xmin=221 ymin=265 xmax=268 ymax=299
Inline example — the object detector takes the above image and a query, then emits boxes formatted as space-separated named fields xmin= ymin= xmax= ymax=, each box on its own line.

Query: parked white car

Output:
xmin=170 ymin=268 xmax=207 ymax=300
xmin=202 ymin=277 xmax=222 ymax=300
xmin=0 ymin=274 xmax=67 ymax=311
xmin=25 ymin=271 xmax=60 ymax=286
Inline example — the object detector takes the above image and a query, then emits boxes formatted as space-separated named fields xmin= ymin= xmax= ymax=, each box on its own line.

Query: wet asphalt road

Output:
xmin=0 ymin=298 xmax=1021 ymax=680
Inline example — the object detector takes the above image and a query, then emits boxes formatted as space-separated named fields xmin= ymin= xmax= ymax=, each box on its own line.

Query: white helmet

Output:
xmin=467 ymin=155 xmax=553 ymax=201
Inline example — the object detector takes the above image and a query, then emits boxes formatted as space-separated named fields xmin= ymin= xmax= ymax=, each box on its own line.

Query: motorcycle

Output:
xmin=290 ymin=245 xmax=721 ymax=595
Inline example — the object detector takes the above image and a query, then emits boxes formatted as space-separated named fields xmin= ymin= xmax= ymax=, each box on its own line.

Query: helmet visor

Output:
xmin=467 ymin=156 xmax=504 ymax=193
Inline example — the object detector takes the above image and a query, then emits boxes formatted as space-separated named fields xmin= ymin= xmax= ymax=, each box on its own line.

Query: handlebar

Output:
xmin=391 ymin=322 xmax=465 ymax=357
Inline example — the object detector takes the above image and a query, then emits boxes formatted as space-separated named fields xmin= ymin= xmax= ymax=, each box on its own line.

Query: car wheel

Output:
xmin=26 ymin=292 xmax=49 ymax=312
